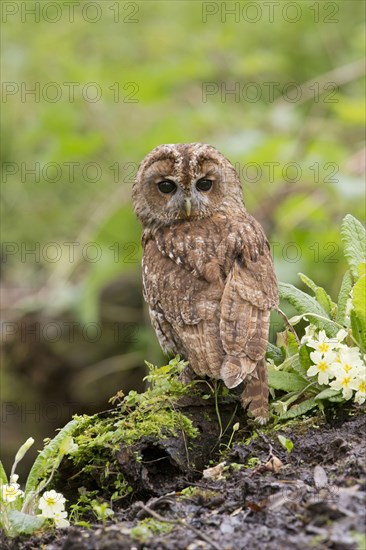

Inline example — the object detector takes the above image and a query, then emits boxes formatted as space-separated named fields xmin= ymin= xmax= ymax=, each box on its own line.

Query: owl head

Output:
xmin=132 ymin=143 xmax=245 ymax=228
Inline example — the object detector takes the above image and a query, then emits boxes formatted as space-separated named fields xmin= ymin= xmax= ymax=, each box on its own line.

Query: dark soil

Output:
xmin=2 ymin=409 xmax=365 ymax=550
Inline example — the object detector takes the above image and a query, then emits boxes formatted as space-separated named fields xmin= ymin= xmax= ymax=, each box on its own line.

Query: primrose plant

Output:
xmin=0 ymin=420 xmax=78 ymax=537
xmin=268 ymin=215 xmax=366 ymax=419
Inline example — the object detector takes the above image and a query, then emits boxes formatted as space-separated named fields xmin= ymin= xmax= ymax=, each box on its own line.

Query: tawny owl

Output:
xmin=132 ymin=143 xmax=278 ymax=423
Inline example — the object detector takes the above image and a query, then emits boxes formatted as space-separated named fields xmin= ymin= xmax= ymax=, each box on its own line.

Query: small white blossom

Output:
xmin=306 ymin=330 xmax=340 ymax=355
xmin=1 ymin=481 xmax=24 ymax=503
xmin=53 ymin=511 xmax=70 ymax=529
xmin=301 ymin=324 xmax=318 ymax=345
xmin=38 ymin=490 xmax=66 ymax=518
xmin=352 ymin=375 xmax=366 ymax=405
xmin=308 ymin=350 xmax=337 ymax=385
xmin=332 ymin=347 xmax=364 ymax=377
xmin=329 ymin=373 xmax=355 ymax=400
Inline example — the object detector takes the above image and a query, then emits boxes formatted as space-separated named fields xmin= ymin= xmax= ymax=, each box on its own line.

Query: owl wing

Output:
xmin=142 ymin=233 xmax=223 ymax=377
xmin=219 ymin=218 xmax=278 ymax=393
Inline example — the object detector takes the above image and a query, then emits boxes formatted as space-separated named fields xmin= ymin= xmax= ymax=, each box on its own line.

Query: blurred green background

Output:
xmin=1 ymin=0 xmax=365 ymax=472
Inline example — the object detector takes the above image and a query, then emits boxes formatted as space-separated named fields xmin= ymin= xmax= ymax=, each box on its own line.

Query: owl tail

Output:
xmin=240 ymin=359 xmax=269 ymax=424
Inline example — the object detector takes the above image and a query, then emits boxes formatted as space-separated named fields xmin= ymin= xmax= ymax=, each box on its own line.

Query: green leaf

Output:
xmin=25 ymin=419 xmax=78 ymax=495
xmin=353 ymin=275 xmax=366 ymax=325
xmin=277 ymin=434 xmax=294 ymax=453
xmin=315 ymin=388 xmax=341 ymax=401
xmin=298 ymin=345 xmax=311 ymax=374
xmin=336 ymin=270 xmax=353 ymax=326
xmin=266 ymin=342 xmax=285 ymax=365
xmin=268 ymin=368 xmax=308 ymax=392
xmin=279 ymin=282 xmax=337 ymax=336
xmin=350 ymin=309 xmax=366 ymax=352
xmin=286 ymin=352 xmax=308 ymax=378
xmin=299 ymin=273 xmax=336 ymax=317
xmin=0 ymin=460 xmax=8 ymax=485
xmin=8 ymin=511 xmax=45 ymax=535
xmin=279 ymin=398 xmax=318 ymax=419
xmin=329 ymin=395 xmax=346 ymax=403
xmin=341 ymin=215 xmax=366 ymax=278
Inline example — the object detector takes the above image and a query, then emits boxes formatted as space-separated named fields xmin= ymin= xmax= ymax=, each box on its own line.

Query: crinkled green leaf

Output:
xmin=299 ymin=273 xmax=336 ymax=317
xmin=268 ymin=368 xmax=308 ymax=392
xmin=336 ymin=270 xmax=353 ymax=326
xmin=298 ymin=345 xmax=311 ymax=374
xmin=350 ymin=309 xmax=366 ymax=352
xmin=279 ymin=282 xmax=337 ymax=336
xmin=329 ymin=395 xmax=347 ymax=403
xmin=358 ymin=263 xmax=366 ymax=277
xmin=279 ymin=398 xmax=318 ymax=419
xmin=8 ymin=511 xmax=45 ymax=535
xmin=341 ymin=215 xmax=366 ymax=278
xmin=266 ymin=342 xmax=285 ymax=365
xmin=353 ymin=274 xmax=366 ymax=325
xmin=25 ymin=419 xmax=78 ymax=495
xmin=315 ymin=388 xmax=341 ymax=401
xmin=0 ymin=460 xmax=8 ymax=485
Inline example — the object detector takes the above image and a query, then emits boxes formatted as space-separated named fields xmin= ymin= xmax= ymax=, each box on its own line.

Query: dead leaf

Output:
xmin=203 ymin=461 xmax=226 ymax=481
xmin=264 ymin=456 xmax=283 ymax=473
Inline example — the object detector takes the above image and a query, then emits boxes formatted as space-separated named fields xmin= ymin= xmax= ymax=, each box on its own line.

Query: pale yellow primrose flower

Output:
xmin=308 ymin=350 xmax=337 ymax=385
xmin=333 ymin=347 xmax=364 ymax=377
xmin=301 ymin=324 xmax=318 ymax=345
xmin=353 ymin=375 xmax=366 ymax=405
xmin=38 ymin=490 xmax=66 ymax=518
xmin=330 ymin=373 xmax=356 ymax=400
xmin=306 ymin=330 xmax=337 ymax=354
xmin=307 ymin=329 xmax=347 ymax=355
xmin=1 ymin=481 xmax=24 ymax=503
xmin=53 ymin=510 xmax=70 ymax=529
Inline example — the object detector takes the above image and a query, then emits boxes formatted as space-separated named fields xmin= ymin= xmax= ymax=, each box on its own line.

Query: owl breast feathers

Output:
xmin=132 ymin=143 xmax=278 ymax=423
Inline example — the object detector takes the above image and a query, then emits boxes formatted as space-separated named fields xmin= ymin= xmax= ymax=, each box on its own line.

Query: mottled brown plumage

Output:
xmin=132 ymin=143 xmax=278 ymax=422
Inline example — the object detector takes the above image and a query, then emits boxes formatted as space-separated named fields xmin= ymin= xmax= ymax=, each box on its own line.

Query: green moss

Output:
xmin=131 ymin=518 xmax=174 ymax=542
xmin=178 ymin=486 xmax=220 ymax=500
xmin=65 ymin=358 xmax=199 ymax=499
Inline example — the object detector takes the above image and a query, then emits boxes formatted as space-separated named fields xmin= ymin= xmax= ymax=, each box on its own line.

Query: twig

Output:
xmin=276 ymin=308 xmax=300 ymax=345
xmin=138 ymin=502 xmax=222 ymax=550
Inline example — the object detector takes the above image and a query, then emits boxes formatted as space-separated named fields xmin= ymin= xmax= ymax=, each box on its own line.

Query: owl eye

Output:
xmin=196 ymin=179 xmax=213 ymax=192
xmin=157 ymin=180 xmax=177 ymax=194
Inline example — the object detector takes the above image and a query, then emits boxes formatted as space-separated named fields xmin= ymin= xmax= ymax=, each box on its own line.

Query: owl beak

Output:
xmin=184 ymin=197 xmax=192 ymax=217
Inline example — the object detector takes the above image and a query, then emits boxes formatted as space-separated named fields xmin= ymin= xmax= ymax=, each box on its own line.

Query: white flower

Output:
xmin=306 ymin=330 xmax=339 ymax=355
xmin=329 ymin=373 xmax=355 ymax=400
xmin=352 ymin=375 xmax=366 ymax=405
xmin=308 ymin=350 xmax=337 ymax=385
xmin=53 ymin=510 xmax=70 ymax=529
xmin=301 ymin=324 xmax=318 ymax=345
xmin=332 ymin=347 xmax=365 ymax=377
xmin=1 ymin=481 xmax=24 ymax=503
xmin=38 ymin=490 xmax=66 ymax=518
